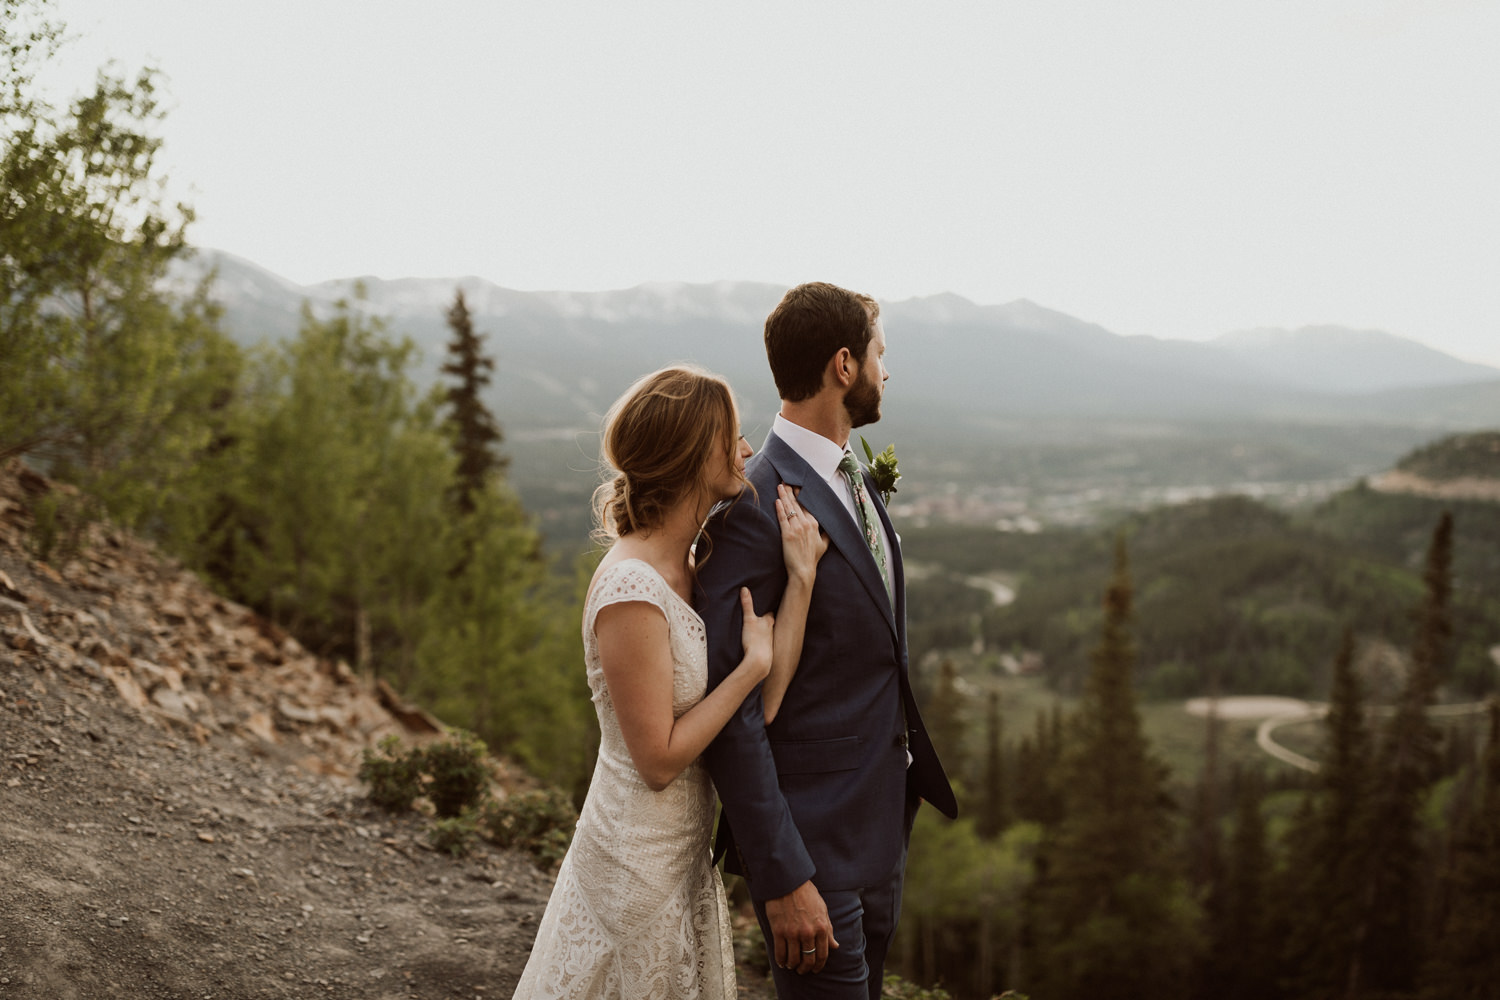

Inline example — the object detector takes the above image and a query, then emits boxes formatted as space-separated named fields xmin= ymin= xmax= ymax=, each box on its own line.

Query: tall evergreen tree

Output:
xmin=978 ymin=688 xmax=1008 ymax=838
xmin=440 ymin=288 xmax=505 ymax=516
xmin=1189 ymin=689 xmax=1224 ymax=891
xmin=1026 ymin=537 xmax=1202 ymax=1000
xmin=1203 ymin=767 xmax=1276 ymax=1000
xmin=1419 ymin=700 xmax=1500 ymax=998
xmin=1013 ymin=706 xmax=1065 ymax=827
xmin=1277 ymin=628 xmax=1374 ymax=998
xmin=927 ymin=658 xmax=969 ymax=793
xmin=1350 ymin=513 xmax=1453 ymax=994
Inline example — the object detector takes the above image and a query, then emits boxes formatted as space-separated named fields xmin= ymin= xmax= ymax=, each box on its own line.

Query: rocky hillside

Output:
xmin=0 ymin=461 xmax=562 ymax=999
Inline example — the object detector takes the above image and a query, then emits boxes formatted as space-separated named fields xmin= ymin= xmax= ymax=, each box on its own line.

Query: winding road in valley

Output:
xmin=1185 ymin=697 xmax=1495 ymax=773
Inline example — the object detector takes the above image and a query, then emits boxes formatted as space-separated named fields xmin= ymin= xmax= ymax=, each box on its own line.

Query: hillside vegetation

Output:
xmin=1395 ymin=430 xmax=1500 ymax=480
xmin=906 ymin=442 xmax=1500 ymax=703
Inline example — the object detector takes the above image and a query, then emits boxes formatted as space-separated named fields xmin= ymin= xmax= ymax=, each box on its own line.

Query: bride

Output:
xmin=512 ymin=365 xmax=827 ymax=999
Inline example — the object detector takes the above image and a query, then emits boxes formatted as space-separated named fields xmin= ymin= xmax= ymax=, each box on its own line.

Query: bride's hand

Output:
xmin=776 ymin=484 xmax=827 ymax=586
xmin=739 ymin=587 xmax=774 ymax=682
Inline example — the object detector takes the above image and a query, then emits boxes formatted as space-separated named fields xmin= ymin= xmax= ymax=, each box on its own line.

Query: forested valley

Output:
xmin=890 ymin=463 xmax=1500 ymax=998
xmin=5 ymin=3 xmax=1499 ymax=997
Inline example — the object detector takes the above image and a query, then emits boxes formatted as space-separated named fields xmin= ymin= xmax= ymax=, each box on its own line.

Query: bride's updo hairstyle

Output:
xmin=593 ymin=365 xmax=744 ymax=541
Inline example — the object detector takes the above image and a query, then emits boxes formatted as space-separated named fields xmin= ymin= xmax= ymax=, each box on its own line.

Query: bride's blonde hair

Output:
xmin=592 ymin=365 xmax=745 ymax=542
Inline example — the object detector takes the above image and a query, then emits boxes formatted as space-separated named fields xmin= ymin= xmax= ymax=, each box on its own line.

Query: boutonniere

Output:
xmin=860 ymin=437 xmax=901 ymax=505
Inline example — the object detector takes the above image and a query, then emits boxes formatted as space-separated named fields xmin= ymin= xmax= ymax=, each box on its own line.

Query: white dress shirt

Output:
xmin=771 ymin=414 xmax=894 ymax=589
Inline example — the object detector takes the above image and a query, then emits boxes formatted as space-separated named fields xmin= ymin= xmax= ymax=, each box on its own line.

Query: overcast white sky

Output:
xmin=35 ymin=0 xmax=1500 ymax=365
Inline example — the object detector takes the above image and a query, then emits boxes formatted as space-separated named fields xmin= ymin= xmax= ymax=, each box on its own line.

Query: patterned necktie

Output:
xmin=838 ymin=451 xmax=890 ymax=595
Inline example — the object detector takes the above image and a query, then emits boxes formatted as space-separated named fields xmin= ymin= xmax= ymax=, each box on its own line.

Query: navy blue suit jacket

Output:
xmin=695 ymin=431 xmax=957 ymax=902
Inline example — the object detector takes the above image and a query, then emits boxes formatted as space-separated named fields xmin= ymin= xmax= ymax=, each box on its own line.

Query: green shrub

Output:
xmin=880 ymin=973 xmax=954 ymax=999
xmin=28 ymin=491 xmax=95 ymax=566
xmin=428 ymin=811 xmax=480 ymax=857
xmin=879 ymin=974 xmax=1029 ymax=1000
xmin=358 ymin=735 xmax=423 ymax=812
xmin=418 ymin=730 xmax=491 ymax=818
xmin=482 ymin=786 xmax=577 ymax=868
xmin=531 ymin=826 xmax=572 ymax=869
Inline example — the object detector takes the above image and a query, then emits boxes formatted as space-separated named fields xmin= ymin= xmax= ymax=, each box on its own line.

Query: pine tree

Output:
xmin=1203 ymin=767 xmax=1276 ymax=1000
xmin=1026 ymin=537 xmax=1202 ymax=1000
xmin=1349 ymin=513 xmax=1453 ymax=994
xmin=927 ymin=658 xmax=969 ymax=793
xmin=440 ymin=288 xmax=505 ymax=516
xmin=1189 ymin=687 xmax=1224 ymax=892
xmin=1419 ymin=700 xmax=1500 ymax=998
xmin=1013 ymin=706 xmax=1065 ymax=827
xmin=1277 ymin=628 xmax=1374 ymax=998
xmin=978 ymin=689 xmax=1008 ymax=838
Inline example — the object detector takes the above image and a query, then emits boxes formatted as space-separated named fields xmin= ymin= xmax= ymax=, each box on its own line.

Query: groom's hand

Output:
xmin=765 ymin=880 xmax=837 ymax=975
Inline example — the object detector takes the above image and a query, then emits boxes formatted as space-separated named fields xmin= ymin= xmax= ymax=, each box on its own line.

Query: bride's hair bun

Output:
xmin=592 ymin=365 xmax=742 ymax=542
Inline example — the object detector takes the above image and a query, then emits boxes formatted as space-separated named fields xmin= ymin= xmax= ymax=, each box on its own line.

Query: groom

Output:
xmin=697 ymin=281 xmax=957 ymax=999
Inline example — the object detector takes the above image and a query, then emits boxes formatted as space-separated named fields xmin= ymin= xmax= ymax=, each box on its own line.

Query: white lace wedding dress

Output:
xmin=511 ymin=558 xmax=735 ymax=1000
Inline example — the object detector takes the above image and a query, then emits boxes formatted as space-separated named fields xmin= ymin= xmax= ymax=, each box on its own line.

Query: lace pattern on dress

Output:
xmin=511 ymin=558 xmax=733 ymax=1000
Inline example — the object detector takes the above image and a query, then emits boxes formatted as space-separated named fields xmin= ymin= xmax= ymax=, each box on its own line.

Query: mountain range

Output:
xmin=171 ymin=249 xmax=1500 ymax=441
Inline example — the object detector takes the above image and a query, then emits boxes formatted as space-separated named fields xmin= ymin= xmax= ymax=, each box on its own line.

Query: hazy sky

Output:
xmin=35 ymin=0 xmax=1500 ymax=365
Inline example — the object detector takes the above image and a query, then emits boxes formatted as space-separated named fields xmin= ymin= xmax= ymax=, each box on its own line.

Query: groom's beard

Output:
xmin=845 ymin=375 xmax=882 ymax=429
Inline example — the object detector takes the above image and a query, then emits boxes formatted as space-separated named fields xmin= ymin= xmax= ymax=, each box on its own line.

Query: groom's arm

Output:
xmin=697 ymin=495 xmax=816 ymax=901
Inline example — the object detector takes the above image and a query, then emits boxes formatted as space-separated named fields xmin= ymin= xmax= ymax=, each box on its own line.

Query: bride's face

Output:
xmin=705 ymin=407 xmax=752 ymax=502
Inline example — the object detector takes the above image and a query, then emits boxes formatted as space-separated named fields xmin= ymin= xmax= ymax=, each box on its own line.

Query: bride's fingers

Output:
xmin=778 ymin=488 xmax=814 ymax=530
xmin=778 ymin=484 xmax=803 ymax=516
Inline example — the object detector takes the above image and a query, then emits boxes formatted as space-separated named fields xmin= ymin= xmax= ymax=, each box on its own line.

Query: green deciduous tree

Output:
xmin=899 ymin=812 xmax=1041 ymax=998
xmin=216 ymin=297 xmax=451 ymax=671
xmin=1 ymin=31 xmax=241 ymax=531
xmin=412 ymin=493 xmax=594 ymax=795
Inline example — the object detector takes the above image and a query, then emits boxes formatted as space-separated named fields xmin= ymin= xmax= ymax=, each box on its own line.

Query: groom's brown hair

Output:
xmin=764 ymin=282 xmax=879 ymax=402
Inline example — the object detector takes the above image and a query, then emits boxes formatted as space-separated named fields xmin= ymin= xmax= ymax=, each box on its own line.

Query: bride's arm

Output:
xmin=597 ymin=587 xmax=772 ymax=791
xmin=762 ymin=484 xmax=828 ymax=725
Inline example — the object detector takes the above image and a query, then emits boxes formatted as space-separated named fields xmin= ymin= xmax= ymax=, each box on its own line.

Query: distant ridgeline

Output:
xmin=1371 ymin=431 xmax=1500 ymax=502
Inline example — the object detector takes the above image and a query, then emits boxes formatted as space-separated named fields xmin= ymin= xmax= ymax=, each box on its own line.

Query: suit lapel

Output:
xmin=762 ymin=433 xmax=897 ymax=637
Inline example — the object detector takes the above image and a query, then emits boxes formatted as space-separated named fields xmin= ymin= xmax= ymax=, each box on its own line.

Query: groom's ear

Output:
xmin=826 ymin=347 xmax=855 ymax=389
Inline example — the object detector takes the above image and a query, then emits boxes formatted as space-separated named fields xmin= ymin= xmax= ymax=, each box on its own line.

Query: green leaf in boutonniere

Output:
xmin=860 ymin=436 xmax=901 ymax=505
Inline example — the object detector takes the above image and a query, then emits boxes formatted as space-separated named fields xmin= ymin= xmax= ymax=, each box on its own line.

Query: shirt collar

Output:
xmin=772 ymin=413 xmax=850 ymax=483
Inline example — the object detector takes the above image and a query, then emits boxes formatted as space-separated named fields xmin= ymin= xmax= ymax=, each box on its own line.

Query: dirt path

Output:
xmin=1 ymin=658 xmax=561 ymax=999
